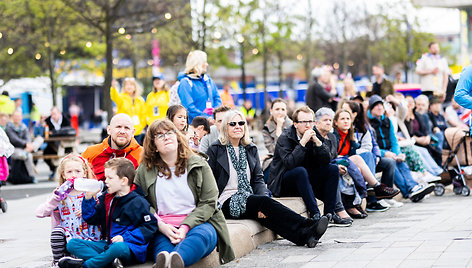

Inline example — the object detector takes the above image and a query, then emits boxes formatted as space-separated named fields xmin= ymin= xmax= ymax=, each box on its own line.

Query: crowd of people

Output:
xmin=0 ymin=42 xmax=465 ymax=268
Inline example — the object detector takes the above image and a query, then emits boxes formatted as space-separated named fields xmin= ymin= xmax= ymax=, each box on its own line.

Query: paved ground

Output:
xmin=222 ymin=193 xmax=472 ymax=268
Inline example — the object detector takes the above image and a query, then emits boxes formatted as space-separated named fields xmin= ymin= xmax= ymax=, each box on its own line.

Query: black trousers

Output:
xmin=222 ymin=195 xmax=309 ymax=245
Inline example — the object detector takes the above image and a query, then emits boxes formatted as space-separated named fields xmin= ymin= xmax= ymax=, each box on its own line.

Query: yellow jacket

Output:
xmin=145 ymin=90 xmax=170 ymax=125
xmin=110 ymin=87 xmax=146 ymax=134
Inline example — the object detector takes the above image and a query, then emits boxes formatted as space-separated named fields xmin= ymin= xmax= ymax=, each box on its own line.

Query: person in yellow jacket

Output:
xmin=145 ymin=74 xmax=170 ymax=126
xmin=110 ymin=78 xmax=146 ymax=142
xmin=0 ymin=91 xmax=15 ymax=115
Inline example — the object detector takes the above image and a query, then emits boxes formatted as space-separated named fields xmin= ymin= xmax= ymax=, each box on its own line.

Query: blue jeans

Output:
xmin=151 ymin=223 xmax=217 ymax=266
xmin=280 ymin=166 xmax=319 ymax=217
xmin=414 ymin=145 xmax=443 ymax=175
xmin=394 ymin=161 xmax=418 ymax=198
xmin=360 ymin=152 xmax=395 ymax=187
xmin=67 ymin=239 xmax=132 ymax=268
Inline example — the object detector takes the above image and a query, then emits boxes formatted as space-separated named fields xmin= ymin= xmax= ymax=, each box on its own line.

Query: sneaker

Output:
xmin=153 ymin=251 xmax=170 ymax=268
xmin=169 ymin=252 xmax=184 ymax=268
xmin=410 ymin=184 xmax=435 ymax=202
xmin=382 ymin=198 xmax=404 ymax=208
xmin=57 ymin=256 xmax=84 ymax=268
xmin=327 ymin=213 xmax=352 ymax=227
xmin=374 ymin=183 xmax=400 ymax=199
xmin=365 ymin=202 xmax=389 ymax=212
xmin=112 ymin=258 xmax=123 ymax=268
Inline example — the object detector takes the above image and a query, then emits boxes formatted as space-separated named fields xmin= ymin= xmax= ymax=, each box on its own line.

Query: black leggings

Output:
xmin=222 ymin=195 xmax=309 ymax=245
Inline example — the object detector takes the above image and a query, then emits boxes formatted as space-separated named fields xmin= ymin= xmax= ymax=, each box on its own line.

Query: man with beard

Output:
xmin=82 ymin=113 xmax=143 ymax=181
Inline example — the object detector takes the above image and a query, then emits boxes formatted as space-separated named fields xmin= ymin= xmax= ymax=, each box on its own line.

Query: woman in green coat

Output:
xmin=135 ymin=119 xmax=234 ymax=267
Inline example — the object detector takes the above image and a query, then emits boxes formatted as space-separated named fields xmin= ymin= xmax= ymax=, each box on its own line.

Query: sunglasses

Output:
xmin=228 ymin=121 xmax=246 ymax=127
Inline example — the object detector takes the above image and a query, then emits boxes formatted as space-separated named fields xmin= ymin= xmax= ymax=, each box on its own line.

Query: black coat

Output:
xmin=306 ymin=81 xmax=334 ymax=113
xmin=207 ymin=140 xmax=268 ymax=197
xmin=45 ymin=114 xmax=71 ymax=133
xmin=267 ymin=125 xmax=333 ymax=197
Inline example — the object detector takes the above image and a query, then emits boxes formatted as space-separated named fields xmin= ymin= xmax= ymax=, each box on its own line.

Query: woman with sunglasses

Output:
xmin=207 ymin=110 xmax=328 ymax=248
xmin=135 ymin=119 xmax=234 ymax=267
xmin=111 ymin=78 xmax=146 ymax=144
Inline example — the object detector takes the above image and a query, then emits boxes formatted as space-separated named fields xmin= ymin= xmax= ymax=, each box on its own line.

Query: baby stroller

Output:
xmin=440 ymin=127 xmax=472 ymax=196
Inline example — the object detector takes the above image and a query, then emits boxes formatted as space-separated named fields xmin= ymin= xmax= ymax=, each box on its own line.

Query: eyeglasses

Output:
xmin=296 ymin=120 xmax=314 ymax=125
xmin=155 ymin=130 xmax=176 ymax=140
xmin=228 ymin=121 xmax=246 ymax=127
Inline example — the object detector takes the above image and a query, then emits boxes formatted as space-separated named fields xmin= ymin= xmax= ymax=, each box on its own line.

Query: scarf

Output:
xmin=227 ymin=144 xmax=253 ymax=217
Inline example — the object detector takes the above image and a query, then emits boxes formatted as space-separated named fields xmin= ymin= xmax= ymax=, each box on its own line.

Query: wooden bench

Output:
xmin=33 ymin=136 xmax=78 ymax=162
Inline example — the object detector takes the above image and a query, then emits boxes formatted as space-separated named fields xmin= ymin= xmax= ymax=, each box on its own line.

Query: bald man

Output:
xmin=82 ymin=113 xmax=143 ymax=181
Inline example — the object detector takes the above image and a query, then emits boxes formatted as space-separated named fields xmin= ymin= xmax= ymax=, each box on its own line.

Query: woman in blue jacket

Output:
xmin=178 ymin=50 xmax=222 ymax=123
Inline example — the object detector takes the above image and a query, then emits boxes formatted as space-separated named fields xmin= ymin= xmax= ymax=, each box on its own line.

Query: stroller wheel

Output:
xmin=453 ymin=185 xmax=463 ymax=195
xmin=434 ymin=184 xmax=445 ymax=196
xmin=0 ymin=198 xmax=7 ymax=213
xmin=462 ymin=186 xmax=471 ymax=196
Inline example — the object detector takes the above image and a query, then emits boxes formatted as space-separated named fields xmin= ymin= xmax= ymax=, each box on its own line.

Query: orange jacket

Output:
xmin=82 ymin=137 xmax=143 ymax=181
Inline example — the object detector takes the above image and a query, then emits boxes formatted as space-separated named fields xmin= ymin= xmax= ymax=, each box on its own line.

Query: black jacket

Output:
xmin=306 ymin=81 xmax=334 ymax=113
xmin=267 ymin=125 xmax=332 ymax=197
xmin=207 ymin=140 xmax=268 ymax=197
xmin=45 ymin=114 xmax=71 ymax=133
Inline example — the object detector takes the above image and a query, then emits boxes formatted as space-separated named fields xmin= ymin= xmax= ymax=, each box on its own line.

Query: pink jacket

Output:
xmin=35 ymin=194 xmax=61 ymax=229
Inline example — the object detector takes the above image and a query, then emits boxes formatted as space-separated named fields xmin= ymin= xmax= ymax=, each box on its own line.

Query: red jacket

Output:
xmin=82 ymin=137 xmax=143 ymax=181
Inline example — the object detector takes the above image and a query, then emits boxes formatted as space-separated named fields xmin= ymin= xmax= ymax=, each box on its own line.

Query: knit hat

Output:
xmin=369 ymin=95 xmax=383 ymax=110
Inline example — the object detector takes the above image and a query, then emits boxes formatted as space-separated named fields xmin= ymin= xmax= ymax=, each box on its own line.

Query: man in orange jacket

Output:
xmin=82 ymin=113 xmax=143 ymax=181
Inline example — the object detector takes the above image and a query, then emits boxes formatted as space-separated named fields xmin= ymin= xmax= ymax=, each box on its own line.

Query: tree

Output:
xmin=0 ymin=0 xmax=97 ymax=105
xmin=62 ymin=0 xmax=178 ymax=121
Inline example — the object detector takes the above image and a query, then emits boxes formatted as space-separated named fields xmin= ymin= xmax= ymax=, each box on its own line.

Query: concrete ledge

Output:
xmin=132 ymin=197 xmax=318 ymax=268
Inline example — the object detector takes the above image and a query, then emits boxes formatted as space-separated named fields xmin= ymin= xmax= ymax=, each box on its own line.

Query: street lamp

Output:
xmin=165 ymin=13 xmax=172 ymax=20
xmin=35 ymin=53 xmax=41 ymax=60
xmin=85 ymin=42 xmax=92 ymax=48
xmin=7 ymin=48 xmax=13 ymax=55
xmin=238 ymin=35 xmax=246 ymax=100
xmin=118 ymin=27 xmax=125 ymax=34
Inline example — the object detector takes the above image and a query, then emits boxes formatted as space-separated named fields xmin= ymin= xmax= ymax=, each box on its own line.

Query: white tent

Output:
xmin=0 ymin=77 xmax=58 ymax=114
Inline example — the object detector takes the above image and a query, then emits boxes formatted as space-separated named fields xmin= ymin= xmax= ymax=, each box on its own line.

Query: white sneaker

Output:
xmin=424 ymin=173 xmax=441 ymax=183
xmin=378 ymin=199 xmax=391 ymax=208
xmin=382 ymin=198 xmax=404 ymax=208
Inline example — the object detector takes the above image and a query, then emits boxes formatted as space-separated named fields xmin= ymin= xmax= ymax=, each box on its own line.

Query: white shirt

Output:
xmin=155 ymin=167 xmax=196 ymax=216
xmin=416 ymin=53 xmax=449 ymax=92
xmin=218 ymin=147 xmax=251 ymax=205
xmin=51 ymin=116 xmax=63 ymax=131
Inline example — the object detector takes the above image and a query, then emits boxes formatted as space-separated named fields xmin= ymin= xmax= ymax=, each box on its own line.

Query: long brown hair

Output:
xmin=267 ymin=98 xmax=288 ymax=124
xmin=333 ymin=109 xmax=355 ymax=141
xmin=142 ymin=119 xmax=193 ymax=179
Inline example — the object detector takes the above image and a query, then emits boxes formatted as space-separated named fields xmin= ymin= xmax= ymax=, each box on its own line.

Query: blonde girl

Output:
xmin=36 ymin=154 xmax=101 ymax=265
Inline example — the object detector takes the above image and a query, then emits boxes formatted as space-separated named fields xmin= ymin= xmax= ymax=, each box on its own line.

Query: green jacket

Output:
xmin=135 ymin=154 xmax=235 ymax=264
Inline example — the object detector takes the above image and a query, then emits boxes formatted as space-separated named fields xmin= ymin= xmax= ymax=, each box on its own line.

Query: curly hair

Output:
xmin=142 ymin=119 xmax=193 ymax=179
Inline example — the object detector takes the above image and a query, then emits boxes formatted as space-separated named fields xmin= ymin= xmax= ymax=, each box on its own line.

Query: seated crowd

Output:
xmin=29 ymin=85 xmax=464 ymax=268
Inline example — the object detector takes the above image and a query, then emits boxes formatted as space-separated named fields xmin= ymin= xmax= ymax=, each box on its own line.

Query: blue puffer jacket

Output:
xmin=82 ymin=185 xmax=157 ymax=263
xmin=454 ymin=65 xmax=472 ymax=109
xmin=178 ymin=74 xmax=222 ymax=122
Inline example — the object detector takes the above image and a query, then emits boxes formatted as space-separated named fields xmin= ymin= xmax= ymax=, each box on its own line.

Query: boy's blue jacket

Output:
xmin=82 ymin=185 xmax=157 ymax=263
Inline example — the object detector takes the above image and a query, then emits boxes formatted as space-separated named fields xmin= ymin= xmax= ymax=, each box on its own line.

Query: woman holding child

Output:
xmin=207 ymin=110 xmax=328 ymax=249
xmin=135 ymin=119 xmax=234 ymax=267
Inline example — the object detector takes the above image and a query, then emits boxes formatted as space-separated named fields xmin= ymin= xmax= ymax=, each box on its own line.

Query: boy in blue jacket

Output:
xmin=58 ymin=158 xmax=157 ymax=268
